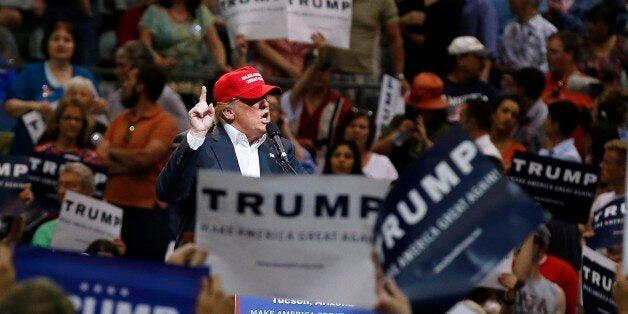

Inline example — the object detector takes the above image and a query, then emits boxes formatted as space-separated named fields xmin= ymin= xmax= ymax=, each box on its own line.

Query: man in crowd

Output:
xmin=157 ymin=66 xmax=306 ymax=243
xmin=512 ymin=67 xmax=548 ymax=153
xmin=97 ymin=66 xmax=178 ymax=260
xmin=458 ymin=98 xmax=503 ymax=169
xmin=539 ymin=101 xmax=582 ymax=163
xmin=443 ymin=36 xmax=497 ymax=122
xmin=499 ymin=0 xmax=557 ymax=71
xmin=541 ymin=31 xmax=594 ymax=110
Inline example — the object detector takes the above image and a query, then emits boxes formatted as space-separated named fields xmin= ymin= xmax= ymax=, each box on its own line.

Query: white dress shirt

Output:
xmin=539 ymin=138 xmax=581 ymax=163
xmin=186 ymin=123 xmax=267 ymax=177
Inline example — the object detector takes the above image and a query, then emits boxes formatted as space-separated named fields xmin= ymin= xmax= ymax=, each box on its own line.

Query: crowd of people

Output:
xmin=0 ymin=0 xmax=626 ymax=313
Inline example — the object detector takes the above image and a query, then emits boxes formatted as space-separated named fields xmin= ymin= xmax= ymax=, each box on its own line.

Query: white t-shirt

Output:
xmin=363 ymin=153 xmax=398 ymax=181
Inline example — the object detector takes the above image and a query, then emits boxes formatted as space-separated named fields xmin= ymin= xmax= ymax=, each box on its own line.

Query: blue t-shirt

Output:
xmin=443 ymin=77 xmax=497 ymax=122
xmin=7 ymin=62 xmax=99 ymax=155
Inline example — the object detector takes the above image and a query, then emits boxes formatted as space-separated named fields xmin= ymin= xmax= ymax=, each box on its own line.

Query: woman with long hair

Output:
xmin=34 ymin=97 xmax=98 ymax=165
xmin=338 ymin=110 xmax=398 ymax=180
xmin=322 ymin=140 xmax=363 ymax=175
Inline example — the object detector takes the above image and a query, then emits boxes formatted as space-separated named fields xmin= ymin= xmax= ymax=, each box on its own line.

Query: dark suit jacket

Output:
xmin=156 ymin=124 xmax=306 ymax=217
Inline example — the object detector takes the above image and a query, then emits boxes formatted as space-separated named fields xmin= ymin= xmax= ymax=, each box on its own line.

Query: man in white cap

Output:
xmin=443 ymin=36 xmax=497 ymax=122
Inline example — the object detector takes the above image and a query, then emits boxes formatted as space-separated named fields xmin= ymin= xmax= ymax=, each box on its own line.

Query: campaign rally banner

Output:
xmin=14 ymin=246 xmax=207 ymax=314
xmin=375 ymin=74 xmax=405 ymax=139
xmin=27 ymin=152 xmax=108 ymax=212
xmin=508 ymin=151 xmax=598 ymax=223
xmin=219 ymin=0 xmax=286 ymax=46
xmin=236 ymin=295 xmax=373 ymax=314
xmin=589 ymin=197 xmax=625 ymax=250
xmin=0 ymin=155 xmax=29 ymax=214
xmin=286 ymin=0 xmax=353 ymax=49
xmin=220 ymin=0 xmax=352 ymax=49
xmin=196 ymin=172 xmax=389 ymax=307
xmin=373 ymin=125 xmax=546 ymax=312
xmin=50 ymin=191 xmax=123 ymax=252
xmin=582 ymin=246 xmax=617 ymax=314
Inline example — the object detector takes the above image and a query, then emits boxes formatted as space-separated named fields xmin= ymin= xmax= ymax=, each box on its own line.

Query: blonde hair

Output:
xmin=214 ymin=101 xmax=235 ymax=123
xmin=604 ymin=139 xmax=627 ymax=164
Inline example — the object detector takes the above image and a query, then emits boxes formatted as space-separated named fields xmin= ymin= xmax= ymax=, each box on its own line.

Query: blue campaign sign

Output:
xmin=0 ymin=155 xmax=29 ymax=214
xmin=14 ymin=246 xmax=207 ymax=314
xmin=589 ymin=197 xmax=625 ymax=250
xmin=508 ymin=151 xmax=599 ymax=223
xmin=373 ymin=125 xmax=546 ymax=312
xmin=236 ymin=295 xmax=373 ymax=314
xmin=27 ymin=153 xmax=108 ymax=212
xmin=581 ymin=246 xmax=617 ymax=314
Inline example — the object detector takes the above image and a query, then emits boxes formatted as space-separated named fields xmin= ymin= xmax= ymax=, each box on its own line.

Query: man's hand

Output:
xmin=400 ymin=10 xmax=426 ymax=26
xmin=166 ymin=243 xmax=208 ymax=267
xmin=196 ymin=276 xmax=235 ymax=314
xmin=498 ymin=273 xmax=518 ymax=289
xmin=189 ymin=86 xmax=215 ymax=139
xmin=18 ymin=183 xmax=34 ymax=205
xmin=0 ymin=243 xmax=15 ymax=300
xmin=311 ymin=32 xmax=328 ymax=50
xmin=614 ymin=264 xmax=628 ymax=313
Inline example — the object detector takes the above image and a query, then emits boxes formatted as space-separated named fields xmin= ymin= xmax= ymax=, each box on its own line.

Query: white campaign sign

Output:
xmin=220 ymin=0 xmax=352 ymax=49
xmin=51 ymin=191 xmax=123 ymax=252
xmin=220 ymin=0 xmax=287 ymax=47
xmin=195 ymin=171 xmax=389 ymax=307
xmin=375 ymin=74 xmax=405 ymax=138
xmin=286 ymin=0 xmax=353 ymax=49
xmin=22 ymin=110 xmax=46 ymax=145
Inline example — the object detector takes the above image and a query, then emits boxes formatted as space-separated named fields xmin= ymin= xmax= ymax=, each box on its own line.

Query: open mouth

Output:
xmin=261 ymin=112 xmax=270 ymax=123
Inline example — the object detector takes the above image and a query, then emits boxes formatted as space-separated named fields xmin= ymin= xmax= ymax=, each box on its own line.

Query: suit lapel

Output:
xmin=259 ymin=141 xmax=276 ymax=175
xmin=208 ymin=124 xmax=240 ymax=172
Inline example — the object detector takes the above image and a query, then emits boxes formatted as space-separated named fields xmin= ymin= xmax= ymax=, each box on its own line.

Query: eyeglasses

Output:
xmin=123 ymin=122 xmax=135 ymax=142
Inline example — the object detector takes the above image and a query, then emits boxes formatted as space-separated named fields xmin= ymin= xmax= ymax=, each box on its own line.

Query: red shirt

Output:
xmin=539 ymin=254 xmax=579 ymax=314
xmin=116 ymin=5 xmax=148 ymax=47
xmin=297 ymin=88 xmax=352 ymax=149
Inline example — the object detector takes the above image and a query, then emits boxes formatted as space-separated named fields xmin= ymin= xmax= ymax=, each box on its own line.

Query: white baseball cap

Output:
xmin=447 ymin=36 xmax=487 ymax=56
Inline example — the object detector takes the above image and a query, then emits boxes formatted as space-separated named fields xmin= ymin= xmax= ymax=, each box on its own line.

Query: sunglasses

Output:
xmin=227 ymin=96 xmax=269 ymax=107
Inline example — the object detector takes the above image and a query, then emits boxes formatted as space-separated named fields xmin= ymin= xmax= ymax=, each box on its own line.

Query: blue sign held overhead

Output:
xmin=373 ymin=125 xmax=546 ymax=312
xmin=14 ymin=246 xmax=207 ymax=314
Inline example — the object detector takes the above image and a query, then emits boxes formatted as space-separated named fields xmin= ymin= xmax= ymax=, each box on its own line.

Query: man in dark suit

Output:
xmin=157 ymin=66 xmax=306 ymax=242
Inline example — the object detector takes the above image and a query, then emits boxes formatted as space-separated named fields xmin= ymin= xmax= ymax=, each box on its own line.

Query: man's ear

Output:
xmin=223 ymin=107 xmax=235 ymax=121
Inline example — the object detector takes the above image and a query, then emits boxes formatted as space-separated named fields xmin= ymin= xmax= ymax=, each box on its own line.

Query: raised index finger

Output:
xmin=199 ymin=86 xmax=207 ymax=103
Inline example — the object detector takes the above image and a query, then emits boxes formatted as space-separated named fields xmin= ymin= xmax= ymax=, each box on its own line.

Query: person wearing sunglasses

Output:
xmin=157 ymin=66 xmax=306 ymax=243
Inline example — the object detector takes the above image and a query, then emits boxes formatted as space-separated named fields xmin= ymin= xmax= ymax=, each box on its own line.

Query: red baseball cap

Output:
xmin=213 ymin=66 xmax=281 ymax=103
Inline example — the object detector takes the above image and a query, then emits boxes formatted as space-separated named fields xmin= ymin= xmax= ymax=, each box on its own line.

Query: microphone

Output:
xmin=265 ymin=122 xmax=297 ymax=174
xmin=266 ymin=122 xmax=288 ymax=160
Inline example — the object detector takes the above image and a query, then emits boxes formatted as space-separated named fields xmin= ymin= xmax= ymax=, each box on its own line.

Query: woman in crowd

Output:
xmin=34 ymin=97 xmax=98 ymax=165
xmin=4 ymin=21 xmax=99 ymax=155
xmin=64 ymin=76 xmax=109 ymax=128
xmin=579 ymin=3 xmax=628 ymax=88
xmin=489 ymin=95 xmax=526 ymax=171
xmin=322 ymin=140 xmax=363 ymax=175
xmin=338 ymin=110 xmax=398 ymax=180
xmin=139 ymin=0 xmax=229 ymax=74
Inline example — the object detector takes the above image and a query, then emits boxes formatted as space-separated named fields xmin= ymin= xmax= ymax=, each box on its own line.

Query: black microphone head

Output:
xmin=266 ymin=122 xmax=281 ymax=136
